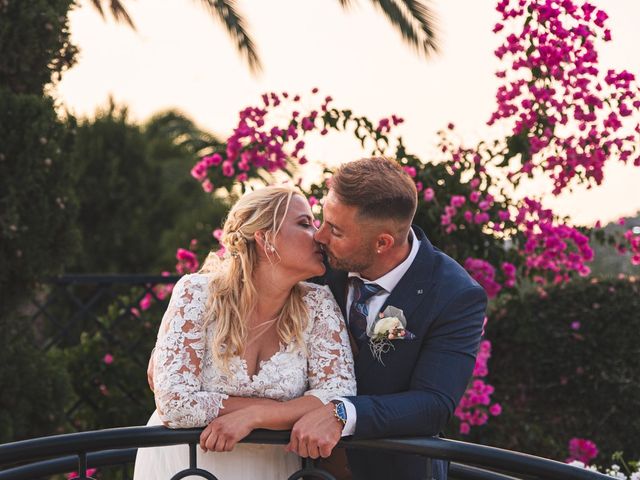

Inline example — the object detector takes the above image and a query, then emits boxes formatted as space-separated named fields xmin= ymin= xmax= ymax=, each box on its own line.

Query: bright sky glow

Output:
xmin=56 ymin=0 xmax=640 ymax=226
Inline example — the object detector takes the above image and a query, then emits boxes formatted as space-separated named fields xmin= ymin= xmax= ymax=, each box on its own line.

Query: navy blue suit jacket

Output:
xmin=323 ymin=226 xmax=487 ymax=480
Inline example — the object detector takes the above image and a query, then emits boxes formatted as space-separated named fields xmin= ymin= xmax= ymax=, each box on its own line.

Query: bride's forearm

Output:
xmin=250 ymin=396 xmax=324 ymax=431
xmin=218 ymin=396 xmax=280 ymax=416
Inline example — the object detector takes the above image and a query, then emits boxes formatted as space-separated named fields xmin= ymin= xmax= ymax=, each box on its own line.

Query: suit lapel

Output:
xmin=355 ymin=226 xmax=436 ymax=378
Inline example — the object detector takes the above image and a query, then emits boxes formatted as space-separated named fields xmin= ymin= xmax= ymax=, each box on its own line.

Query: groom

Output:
xmin=286 ymin=157 xmax=487 ymax=480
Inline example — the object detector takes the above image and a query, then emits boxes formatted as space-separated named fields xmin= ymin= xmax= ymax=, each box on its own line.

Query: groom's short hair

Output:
xmin=331 ymin=157 xmax=417 ymax=223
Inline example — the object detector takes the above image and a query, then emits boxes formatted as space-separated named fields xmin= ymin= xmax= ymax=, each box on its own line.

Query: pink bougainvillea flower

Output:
xmin=403 ymin=166 xmax=417 ymax=178
xmin=450 ymin=195 xmax=466 ymax=208
xmin=566 ymin=438 xmax=599 ymax=464
xmin=176 ymin=248 xmax=199 ymax=274
xmin=67 ymin=468 xmax=97 ymax=479
xmin=139 ymin=293 xmax=152 ymax=311
xmin=423 ymin=188 xmax=435 ymax=202
xmin=202 ymin=179 xmax=213 ymax=192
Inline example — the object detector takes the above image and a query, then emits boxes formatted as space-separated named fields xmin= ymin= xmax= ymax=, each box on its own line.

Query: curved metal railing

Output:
xmin=0 ymin=426 xmax=612 ymax=480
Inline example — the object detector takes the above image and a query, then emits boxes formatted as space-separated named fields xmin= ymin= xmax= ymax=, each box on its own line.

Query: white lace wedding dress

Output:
xmin=133 ymin=274 xmax=356 ymax=480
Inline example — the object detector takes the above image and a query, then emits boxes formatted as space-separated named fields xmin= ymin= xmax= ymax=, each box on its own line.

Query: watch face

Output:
xmin=335 ymin=402 xmax=347 ymax=422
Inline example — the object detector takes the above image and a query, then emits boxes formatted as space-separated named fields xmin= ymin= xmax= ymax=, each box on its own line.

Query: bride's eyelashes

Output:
xmin=299 ymin=220 xmax=315 ymax=229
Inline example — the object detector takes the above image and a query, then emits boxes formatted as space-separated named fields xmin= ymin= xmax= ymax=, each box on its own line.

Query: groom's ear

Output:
xmin=375 ymin=233 xmax=395 ymax=254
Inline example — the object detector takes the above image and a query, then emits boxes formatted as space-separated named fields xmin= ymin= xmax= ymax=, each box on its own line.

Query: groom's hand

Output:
xmin=286 ymin=403 xmax=341 ymax=459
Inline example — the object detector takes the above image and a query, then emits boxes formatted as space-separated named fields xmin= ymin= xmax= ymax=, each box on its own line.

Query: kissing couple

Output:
xmin=135 ymin=156 xmax=487 ymax=480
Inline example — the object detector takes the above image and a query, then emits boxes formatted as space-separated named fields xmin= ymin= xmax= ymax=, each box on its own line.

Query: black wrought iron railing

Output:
xmin=30 ymin=275 xmax=179 ymax=352
xmin=0 ymin=427 xmax=612 ymax=480
xmin=27 ymin=275 xmax=178 ymax=432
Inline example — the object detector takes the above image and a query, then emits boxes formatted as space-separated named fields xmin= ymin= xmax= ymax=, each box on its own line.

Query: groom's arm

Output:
xmin=288 ymin=285 xmax=486 ymax=458
xmin=347 ymin=285 xmax=487 ymax=439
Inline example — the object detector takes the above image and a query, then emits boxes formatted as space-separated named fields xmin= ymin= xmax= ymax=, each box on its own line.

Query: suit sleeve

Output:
xmin=345 ymin=285 xmax=487 ymax=439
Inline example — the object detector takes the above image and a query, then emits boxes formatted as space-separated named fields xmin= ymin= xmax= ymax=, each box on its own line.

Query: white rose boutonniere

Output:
xmin=366 ymin=306 xmax=416 ymax=364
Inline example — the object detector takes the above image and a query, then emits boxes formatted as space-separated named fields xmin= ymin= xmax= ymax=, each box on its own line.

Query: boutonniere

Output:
xmin=366 ymin=306 xmax=416 ymax=364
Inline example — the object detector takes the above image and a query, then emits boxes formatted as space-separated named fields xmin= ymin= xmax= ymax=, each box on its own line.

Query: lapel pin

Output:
xmin=417 ymin=289 xmax=423 ymax=295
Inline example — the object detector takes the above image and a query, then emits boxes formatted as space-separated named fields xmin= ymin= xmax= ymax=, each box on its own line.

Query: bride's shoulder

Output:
xmin=172 ymin=273 xmax=213 ymax=296
xmin=299 ymin=282 xmax=335 ymax=305
xmin=300 ymin=281 xmax=329 ymax=294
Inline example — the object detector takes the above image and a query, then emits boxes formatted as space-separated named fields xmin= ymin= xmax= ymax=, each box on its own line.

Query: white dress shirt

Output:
xmin=337 ymin=228 xmax=420 ymax=436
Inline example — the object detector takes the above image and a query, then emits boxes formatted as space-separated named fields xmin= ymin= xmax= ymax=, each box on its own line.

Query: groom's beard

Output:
xmin=325 ymin=245 xmax=376 ymax=274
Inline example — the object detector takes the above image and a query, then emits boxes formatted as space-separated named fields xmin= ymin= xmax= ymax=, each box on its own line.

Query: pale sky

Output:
xmin=56 ymin=0 xmax=640 ymax=226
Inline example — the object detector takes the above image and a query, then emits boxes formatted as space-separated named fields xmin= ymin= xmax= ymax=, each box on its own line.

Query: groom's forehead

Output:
xmin=323 ymin=192 xmax=351 ymax=217
xmin=323 ymin=196 xmax=366 ymax=231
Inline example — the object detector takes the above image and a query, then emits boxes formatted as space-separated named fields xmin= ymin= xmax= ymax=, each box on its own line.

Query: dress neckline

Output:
xmin=239 ymin=341 xmax=288 ymax=380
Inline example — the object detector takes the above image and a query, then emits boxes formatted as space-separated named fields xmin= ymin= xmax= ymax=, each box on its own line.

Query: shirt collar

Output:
xmin=348 ymin=228 xmax=420 ymax=293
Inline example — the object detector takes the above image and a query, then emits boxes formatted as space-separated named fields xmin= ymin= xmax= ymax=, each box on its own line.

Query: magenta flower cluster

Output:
xmin=438 ymin=188 xmax=495 ymax=235
xmin=426 ymin=128 xmax=595 ymax=290
xmin=189 ymin=88 xmax=399 ymax=194
xmin=490 ymin=0 xmax=640 ymax=193
xmin=622 ymin=229 xmax=640 ymax=265
xmin=190 ymin=89 xmax=345 ymax=192
xmin=515 ymin=197 xmax=593 ymax=282
xmin=464 ymin=259 xmax=502 ymax=298
xmin=67 ymin=468 xmax=97 ymax=479
xmin=464 ymin=259 xmax=517 ymax=299
xmin=455 ymin=339 xmax=502 ymax=434
xmin=566 ymin=437 xmax=599 ymax=464
xmin=133 ymin=271 xmax=175 ymax=318
xmin=176 ymin=247 xmax=200 ymax=274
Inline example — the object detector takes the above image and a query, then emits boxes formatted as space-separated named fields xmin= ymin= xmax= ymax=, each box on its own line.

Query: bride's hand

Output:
xmin=199 ymin=407 xmax=260 ymax=453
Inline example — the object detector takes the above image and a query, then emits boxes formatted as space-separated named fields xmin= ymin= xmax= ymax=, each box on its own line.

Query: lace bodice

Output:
xmin=153 ymin=274 xmax=356 ymax=428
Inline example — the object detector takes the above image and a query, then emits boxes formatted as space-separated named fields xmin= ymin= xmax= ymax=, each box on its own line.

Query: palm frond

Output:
xmin=366 ymin=0 xmax=439 ymax=57
xmin=401 ymin=0 xmax=438 ymax=54
xmin=87 ymin=0 xmax=135 ymax=29
xmin=88 ymin=0 xmax=105 ymax=18
xmin=199 ymin=0 xmax=262 ymax=73
xmin=145 ymin=111 xmax=222 ymax=151
xmin=109 ymin=0 xmax=136 ymax=29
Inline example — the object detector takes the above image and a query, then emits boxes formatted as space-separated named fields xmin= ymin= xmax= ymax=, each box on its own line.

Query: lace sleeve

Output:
xmin=153 ymin=274 xmax=228 ymax=428
xmin=303 ymin=285 xmax=357 ymax=404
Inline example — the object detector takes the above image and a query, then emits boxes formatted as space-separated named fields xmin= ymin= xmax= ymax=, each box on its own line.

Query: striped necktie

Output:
xmin=349 ymin=277 xmax=383 ymax=345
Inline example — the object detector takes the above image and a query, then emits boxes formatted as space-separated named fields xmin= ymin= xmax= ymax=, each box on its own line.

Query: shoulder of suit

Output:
xmin=430 ymin=247 xmax=482 ymax=291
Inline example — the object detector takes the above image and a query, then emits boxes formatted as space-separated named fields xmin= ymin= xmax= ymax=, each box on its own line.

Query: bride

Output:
xmin=134 ymin=185 xmax=356 ymax=479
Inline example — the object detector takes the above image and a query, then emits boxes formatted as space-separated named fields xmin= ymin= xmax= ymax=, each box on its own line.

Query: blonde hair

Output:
xmin=200 ymin=185 xmax=309 ymax=370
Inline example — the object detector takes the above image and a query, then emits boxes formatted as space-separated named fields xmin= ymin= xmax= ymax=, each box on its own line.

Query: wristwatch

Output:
xmin=330 ymin=400 xmax=347 ymax=427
